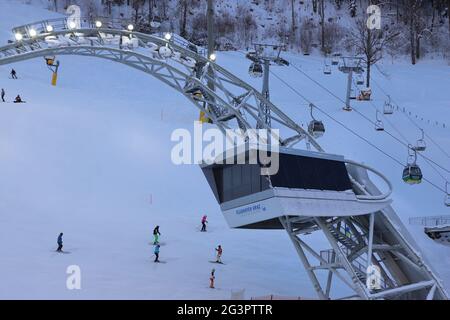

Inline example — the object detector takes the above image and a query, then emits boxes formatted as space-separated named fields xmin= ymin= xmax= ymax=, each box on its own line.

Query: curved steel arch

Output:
xmin=1 ymin=24 xmax=323 ymax=151
xmin=2 ymin=19 xmax=447 ymax=300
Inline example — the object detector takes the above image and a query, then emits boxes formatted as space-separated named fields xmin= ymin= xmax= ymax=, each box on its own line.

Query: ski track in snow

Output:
xmin=0 ymin=1 xmax=449 ymax=299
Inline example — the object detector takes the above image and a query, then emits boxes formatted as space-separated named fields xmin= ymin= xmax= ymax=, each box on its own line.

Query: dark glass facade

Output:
xmin=206 ymin=152 xmax=353 ymax=204
xmin=213 ymin=163 xmax=270 ymax=203
xmin=271 ymin=153 xmax=352 ymax=192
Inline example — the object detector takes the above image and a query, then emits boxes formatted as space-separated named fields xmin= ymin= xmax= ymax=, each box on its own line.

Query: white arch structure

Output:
xmin=0 ymin=17 xmax=447 ymax=300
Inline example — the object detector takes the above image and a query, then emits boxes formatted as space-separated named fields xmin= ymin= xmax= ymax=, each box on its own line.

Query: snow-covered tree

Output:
xmin=349 ymin=19 xmax=399 ymax=87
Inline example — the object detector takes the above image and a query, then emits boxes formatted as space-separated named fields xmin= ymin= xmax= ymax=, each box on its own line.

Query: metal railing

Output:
xmin=11 ymin=17 xmax=206 ymax=57
xmin=345 ymin=159 xmax=393 ymax=201
xmin=409 ymin=215 xmax=450 ymax=226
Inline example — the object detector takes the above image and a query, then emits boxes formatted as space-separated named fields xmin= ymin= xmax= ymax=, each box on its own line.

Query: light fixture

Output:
xmin=95 ymin=21 xmax=102 ymax=28
xmin=209 ymin=53 xmax=217 ymax=61
xmin=15 ymin=33 xmax=23 ymax=41
xmin=164 ymin=32 xmax=172 ymax=41
xmin=29 ymin=29 xmax=37 ymax=37
xmin=127 ymin=24 xmax=134 ymax=31
xmin=68 ymin=21 xmax=77 ymax=29
xmin=46 ymin=25 xmax=54 ymax=32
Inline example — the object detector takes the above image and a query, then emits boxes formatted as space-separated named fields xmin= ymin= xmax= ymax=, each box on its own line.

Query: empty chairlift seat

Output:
xmin=201 ymin=146 xmax=392 ymax=229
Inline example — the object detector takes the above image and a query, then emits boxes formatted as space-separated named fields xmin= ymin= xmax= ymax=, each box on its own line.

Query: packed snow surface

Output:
xmin=0 ymin=1 xmax=449 ymax=299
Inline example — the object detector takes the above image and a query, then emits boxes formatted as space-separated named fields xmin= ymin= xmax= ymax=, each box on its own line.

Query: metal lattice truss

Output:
xmin=280 ymin=213 xmax=446 ymax=300
xmin=1 ymin=17 xmax=321 ymax=150
xmin=1 ymin=18 xmax=447 ymax=300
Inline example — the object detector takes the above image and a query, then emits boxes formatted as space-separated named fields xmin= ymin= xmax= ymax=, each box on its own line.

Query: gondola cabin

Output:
xmin=201 ymin=146 xmax=391 ymax=229
xmin=249 ymin=62 xmax=263 ymax=78
xmin=308 ymin=120 xmax=325 ymax=138
xmin=402 ymin=164 xmax=423 ymax=184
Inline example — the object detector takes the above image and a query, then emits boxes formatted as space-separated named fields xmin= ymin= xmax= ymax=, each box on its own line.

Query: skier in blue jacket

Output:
xmin=56 ymin=233 xmax=63 ymax=252
xmin=154 ymin=244 xmax=161 ymax=263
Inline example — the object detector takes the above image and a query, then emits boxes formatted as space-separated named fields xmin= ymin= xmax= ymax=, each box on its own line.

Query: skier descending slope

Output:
xmin=215 ymin=245 xmax=223 ymax=263
xmin=153 ymin=226 xmax=161 ymax=245
xmin=209 ymin=269 xmax=215 ymax=289
xmin=1 ymin=88 xmax=5 ymax=102
xmin=56 ymin=233 xmax=63 ymax=252
xmin=201 ymin=215 xmax=208 ymax=232
xmin=154 ymin=244 xmax=161 ymax=263
xmin=10 ymin=69 xmax=17 ymax=79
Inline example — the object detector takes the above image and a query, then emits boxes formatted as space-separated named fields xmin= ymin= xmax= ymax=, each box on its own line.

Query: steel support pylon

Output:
xmin=279 ymin=212 xmax=447 ymax=300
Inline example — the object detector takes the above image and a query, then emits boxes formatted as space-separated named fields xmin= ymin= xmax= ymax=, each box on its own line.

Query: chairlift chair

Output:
xmin=356 ymin=74 xmax=364 ymax=86
xmin=375 ymin=111 xmax=384 ymax=131
xmin=383 ymin=95 xmax=394 ymax=115
xmin=184 ymin=83 xmax=204 ymax=101
xmin=248 ymin=62 xmax=263 ymax=78
xmin=357 ymin=88 xmax=372 ymax=101
xmin=350 ymin=87 xmax=357 ymax=100
xmin=150 ymin=16 xmax=162 ymax=28
xmin=44 ymin=55 xmax=56 ymax=66
xmin=323 ymin=65 xmax=331 ymax=75
xmin=413 ymin=129 xmax=426 ymax=152
xmin=402 ymin=147 xmax=422 ymax=185
xmin=308 ymin=104 xmax=325 ymax=138
xmin=331 ymin=53 xmax=340 ymax=66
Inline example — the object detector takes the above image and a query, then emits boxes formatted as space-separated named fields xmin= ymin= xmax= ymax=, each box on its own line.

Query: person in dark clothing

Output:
xmin=153 ymin=226 xmax=161 ymax=245
xmin=57 ymin=233 xmax=64 ymax=252
xmin=1 ymin=88 xmax=5 ymax=102
xmin=10 ymin=69 xmax=17 ymax=79
xmin=13 ymin=95 xmax=23 ymax=103
xmin=201 ymin=215 xmax=208 ymax=232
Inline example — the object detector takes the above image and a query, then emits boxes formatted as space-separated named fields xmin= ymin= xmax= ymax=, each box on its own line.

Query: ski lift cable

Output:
xmin=269 ymin=69 xmax=447 ymax=194
xmin=351 ymin=77 xmax=416 ymax=145
xmin=369 ymin=74 xmax=450 ymax=169
xmin=370 ymin=70 xmax=448 ymax=140
xmin=370 ymin=71 xmax=450 ymax=160
xmin=352 ymin=79 xmax=404 ymax=137
xmin=423 ymin=156 xmax=449 ymax=182
xmin=288 ymin=62 xmax=450 ymax=175
xmin=360 ymin=94 xmax=450 ymax=182
xmin=360 ymin=95 xmax=447 ymax=182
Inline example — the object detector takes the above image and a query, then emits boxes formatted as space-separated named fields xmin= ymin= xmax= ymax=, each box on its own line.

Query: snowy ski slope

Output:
xmin=0 ymin=1 xmax=449 ymax=299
